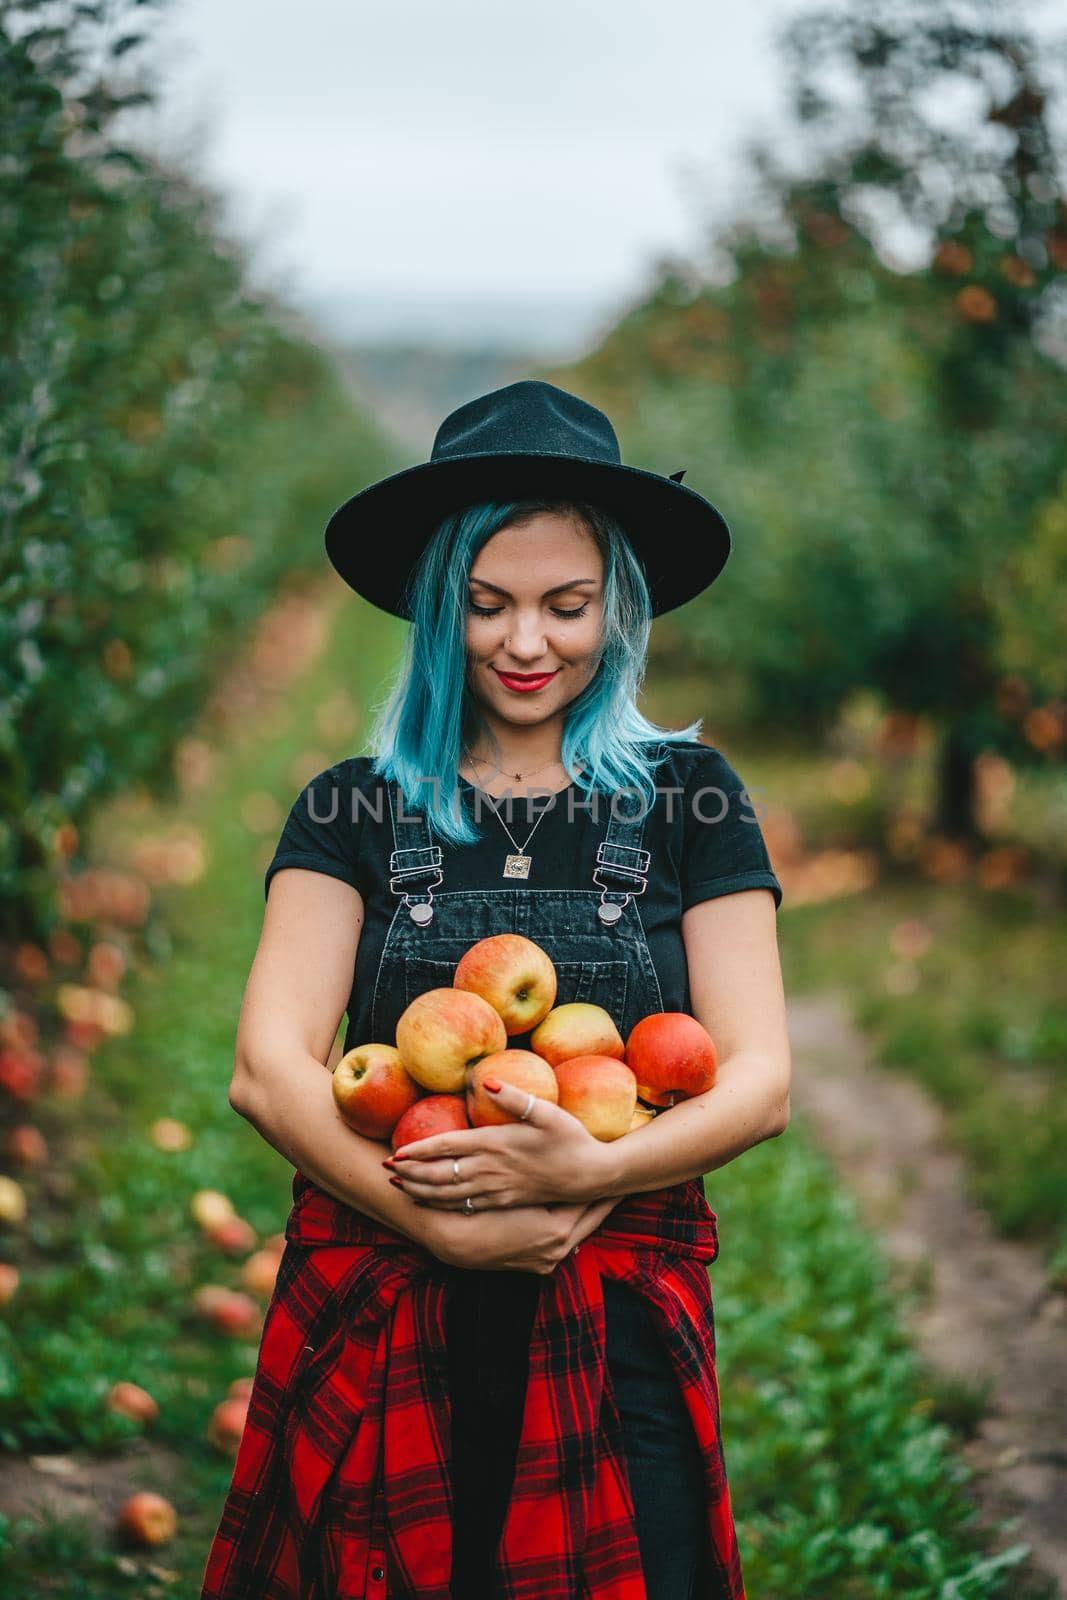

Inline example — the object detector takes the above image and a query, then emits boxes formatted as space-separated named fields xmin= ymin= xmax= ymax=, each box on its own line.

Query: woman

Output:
xmin=200 ymin=380 xmax=790 ymax=1600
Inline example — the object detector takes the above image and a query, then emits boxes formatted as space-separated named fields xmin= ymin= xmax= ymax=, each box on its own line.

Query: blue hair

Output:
xmin=365 ymin=496 xmax=704 ymax=846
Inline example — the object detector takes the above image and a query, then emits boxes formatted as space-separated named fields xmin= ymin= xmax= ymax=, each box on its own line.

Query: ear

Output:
xmin=669 ymin=469 xmax=687 ymax=484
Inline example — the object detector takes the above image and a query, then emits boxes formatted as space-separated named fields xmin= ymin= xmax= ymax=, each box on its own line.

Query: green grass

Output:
xmin=0 ymin=603 xmax=1054 ymax=1596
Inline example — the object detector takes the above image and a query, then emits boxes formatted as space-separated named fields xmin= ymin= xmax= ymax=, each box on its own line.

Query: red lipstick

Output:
xmin=494 ymin=668 xmax=559 ymax=693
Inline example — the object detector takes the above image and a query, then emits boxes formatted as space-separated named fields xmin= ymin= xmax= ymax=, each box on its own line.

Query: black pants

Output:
xmin=445 ymin=1270 xmax=713 ymax=1600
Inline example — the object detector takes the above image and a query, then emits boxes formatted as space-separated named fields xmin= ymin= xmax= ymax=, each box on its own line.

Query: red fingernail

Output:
xmin=382 ymin=1160 xmax=395 ymax=1169
xmin=389 ymin=1176 xmax=404 ymax=1188
xmin=484 ymin=1078 xmax=502 ymax=1092
xmin=393 ymin=1151 xmax=410 ymax=1160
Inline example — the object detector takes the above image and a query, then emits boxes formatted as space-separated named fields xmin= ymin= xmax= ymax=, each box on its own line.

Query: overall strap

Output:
xmin=591 ymin=745 xmax=664 ymax=926
xmin=386 ymin=778 xmax=443 ymax=924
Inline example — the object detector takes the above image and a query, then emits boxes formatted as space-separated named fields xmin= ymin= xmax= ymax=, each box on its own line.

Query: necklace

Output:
xmin=480 ymin=793 xmax=554 ymax=879
xmin=469 ymin=753 xmax=564 ymax=784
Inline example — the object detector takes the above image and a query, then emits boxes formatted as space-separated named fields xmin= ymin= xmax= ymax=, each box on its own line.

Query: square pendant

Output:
xmin=503 ymin=853 xmax=532 ymax=879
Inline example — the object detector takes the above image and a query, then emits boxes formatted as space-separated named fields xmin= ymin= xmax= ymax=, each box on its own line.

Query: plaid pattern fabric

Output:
xmin=200 ymin=1172 xmax=747 ymax=1600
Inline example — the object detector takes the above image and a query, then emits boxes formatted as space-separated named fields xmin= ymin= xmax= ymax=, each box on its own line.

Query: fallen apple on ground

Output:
xmin=107 ymin=1381 xmax=160 ymax=1425
xmin=190 ymin=1189 xmax=235 ymax=1231
xmin=467 ymin=1050 xmax=559 ymax=1126
xmin=117 ymin=1490 xmax=177 ymax=1546
xmin=208 ymin=1394 xmax=250 ymax=1456
xmin=332 ymin=1042 xmax=421 ymax=1139
xmin=453 ymin=933 xmax=557 ymax=1034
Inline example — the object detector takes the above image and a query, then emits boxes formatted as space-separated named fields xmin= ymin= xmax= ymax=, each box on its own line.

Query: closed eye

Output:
xmin=469 ymin=602 xmax=589 ymax=620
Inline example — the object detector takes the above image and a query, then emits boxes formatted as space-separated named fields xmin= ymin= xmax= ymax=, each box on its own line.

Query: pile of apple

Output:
xmin=332 ymin=933 xmax=718 ymax=1150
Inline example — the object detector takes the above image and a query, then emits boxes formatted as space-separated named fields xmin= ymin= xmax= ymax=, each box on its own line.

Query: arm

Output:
xmin=583 ymin=886 xmax=791 ymax=1200
xmin=230 ymin=868 xmax=608 ymax=1269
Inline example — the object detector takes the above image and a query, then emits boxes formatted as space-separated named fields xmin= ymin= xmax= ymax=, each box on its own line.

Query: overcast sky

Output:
xmin=148 ymin=0 xmax=805 ymax=351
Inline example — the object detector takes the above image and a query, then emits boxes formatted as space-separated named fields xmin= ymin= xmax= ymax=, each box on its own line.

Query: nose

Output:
xmin=503 ymin=612 xmax=551 ymax=664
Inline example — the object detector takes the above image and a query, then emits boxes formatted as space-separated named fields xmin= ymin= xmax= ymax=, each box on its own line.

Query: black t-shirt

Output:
xmin=264 ymin=738 xmax=783 ymax=1056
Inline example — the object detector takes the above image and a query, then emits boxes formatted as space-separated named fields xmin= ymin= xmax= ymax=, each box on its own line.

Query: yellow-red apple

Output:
xmin=467 ymin=1050 xmax=559 ymax=1127
xmin=332 ymin=1043 xmax=421 ymax=1139
xmin=107 ymin=1381 xmax=160 ymax=1425
xmin=0 ymin=1264 xmax=19 ymax=1304
xmin=240 ymin=1248 xmax=281 ymax=1297
xmin=530 ymin=1002 xmax=624 ymax=1066
xmin=190 ymin=1189 xmax=235 ymax=1230
xmin=205 ymin=1215 xmax=258 ymax=1255
xmin=396 ymin=988 xmax=507 ymax=1091
xmin=5 ymin=1125 xmax=48 ymax=1165
xmin=453 ymin=934 xmax=557 ymax=1034
xmin=625 ymin=1013 xmax=718 ymax=1106
xmin=391 ymin=1093 xmax=470 ymax=1152
xmin=118 ymin=1490 xmax=177 ymax=1546
xmin=208 ymin=1395 xmax=249 ymax=1456
xmin=554 ymin=1055 xmax=637 ymax=1141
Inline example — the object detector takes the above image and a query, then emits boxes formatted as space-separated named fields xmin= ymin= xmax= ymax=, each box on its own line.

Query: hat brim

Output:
xmin=323 ymin=451 xmax=731 ymax=620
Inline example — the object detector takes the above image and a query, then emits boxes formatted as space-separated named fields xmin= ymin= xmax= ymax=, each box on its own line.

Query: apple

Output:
xmin=240 ymin=1248 xmax=281 ymax=1297
xmin=635 ymin=1083 xmax=675 ymax=1109
xmin=391 ymin=1093 xmax=470 ymax=1152
xmin=5 ymin=1125 xmax=48 ymax=1165
xmin=205 ymin=1215 xmax=258 ymax=1255
xmin=107 ymin=1381 xmax=160 ymax=1425
xmin=0 ymin=1176 xmax=27 ymax=1224
xmin=453 ymin=934 xmax=557 ymax=1034
xmin=208 ymin=1394 xmax=249 ymax=1456
xmin=628 ymin=1105 xmax=656 ymax=1132
xmin=530 ymin=1002 xmax=624 ymax=1067
xmin=150 ymin=1116 xmax=193 ymax=1152
xmin=625 ymin=1013 xmax=718 ymax=1106
xmin=263 ymin=1232 xmax=286 ymax=1258
xmin=190 ymin=1189 xmax=235 ymax=1230
xmin=554 ymin=1055 xmax=637 ymax=1141
xmin=396 ymin=988 xmax=507 ymax=1092
xmin=118 ymin=1490 xmax=177 ymax=1546
xmin=192 ymin=1284 xmax=262 ymax=1337
xmin=467 ymin=1050 xmax=559 ymax=1127
xmin=0 ymin=1264 xmax=19 ymax=1304
xmin=228 ymin=1376 xmax=255 ymax=1400
xmin=332 ymin=1043 xmax=421 ymax=1140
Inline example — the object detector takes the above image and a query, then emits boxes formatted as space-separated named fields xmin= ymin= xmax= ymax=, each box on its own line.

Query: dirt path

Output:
xmin=788 ymin=991 xmax=1067 ymax=1598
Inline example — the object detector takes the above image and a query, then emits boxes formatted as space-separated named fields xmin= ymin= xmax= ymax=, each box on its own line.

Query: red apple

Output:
xmin=107 ymin=1381 xmax=160 ymax=1425
xmin=396 ymin=987 xmax=507 ymax=1092
xmin=5 ymin=1125 xmax=48 ymax=1165
xmin=467 ymin=1050 xmax=559 ymax=1127
xmin=391 ymin=1093 xmax=470 ymax=1152
xmin=530 ymin=1002 xmax=624 ymax=1066
xmin=625 ymin=1013 xmax=718 ymax=1106
xmin=263 ymin=1232 xmax=287 ymax=1259
xmin=192 ymin=1284 xmax=261 ymax=1337
xmin=554 ymin=1055 xmax=637 ymax=1141
xmin=117 ymin=1490 xmax=177 ymax=1546
xmin=453 ymin=934 xmax=557 ymax=1034
xmin=208 ymin=1394 xmax=249 ymax=1456
xmin=205 ymin=1215 xmax=258 ymax=1255
xmin=332 ymin=1043 xmax=421 ymax=1139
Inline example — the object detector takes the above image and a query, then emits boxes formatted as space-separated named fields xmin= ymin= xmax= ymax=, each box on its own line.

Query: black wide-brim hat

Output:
xmin=324 ymin=379 xmax=731 ymax=619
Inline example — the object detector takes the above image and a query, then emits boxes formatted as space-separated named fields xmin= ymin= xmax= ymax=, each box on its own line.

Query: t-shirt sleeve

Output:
xmin=264 ymin=762 xmax=363 ymax=901
xmin=680 ymin=748 xmax=783 ymax=911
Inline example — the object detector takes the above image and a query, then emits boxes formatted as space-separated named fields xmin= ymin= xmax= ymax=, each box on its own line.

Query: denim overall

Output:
xmin=371 ymin=760 xmax=712 ymax=1600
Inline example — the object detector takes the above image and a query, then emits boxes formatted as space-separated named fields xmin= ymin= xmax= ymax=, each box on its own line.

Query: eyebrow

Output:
xmin=468 ymin=577 xmax=598 ymax=598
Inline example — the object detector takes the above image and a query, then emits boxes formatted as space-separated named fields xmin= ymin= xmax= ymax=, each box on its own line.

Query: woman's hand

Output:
xmin=387 ymin=1076 xmax=620 ymax=1209
xmin=417 ymin=1194 xmax=622 ymax=1275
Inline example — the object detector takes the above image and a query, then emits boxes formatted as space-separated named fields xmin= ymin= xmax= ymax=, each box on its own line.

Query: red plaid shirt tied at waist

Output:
xmin=200 ymin=1171 xmax=747 ymax=1600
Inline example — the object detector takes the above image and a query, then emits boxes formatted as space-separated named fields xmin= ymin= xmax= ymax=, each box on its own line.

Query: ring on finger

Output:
xmin=451 ymin=1158 xmax=462 ymax=1184
xmin=463 ymin=1196 xmax=475 ymax=1215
